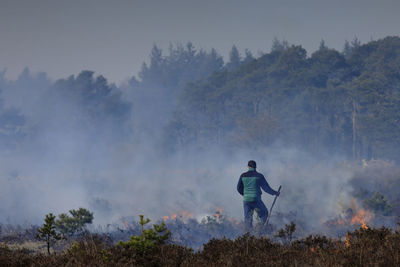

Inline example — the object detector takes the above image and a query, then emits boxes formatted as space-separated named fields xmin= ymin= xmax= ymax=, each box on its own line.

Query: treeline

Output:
xmin=167 ymin=36 xmax=400 ymax=160
xmin=1 ymin=37 xmax=400 ymax=160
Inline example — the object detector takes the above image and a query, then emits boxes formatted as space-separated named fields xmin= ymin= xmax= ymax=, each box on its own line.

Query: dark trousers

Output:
xmin=243 ymin=200 xmax=268 ymax=229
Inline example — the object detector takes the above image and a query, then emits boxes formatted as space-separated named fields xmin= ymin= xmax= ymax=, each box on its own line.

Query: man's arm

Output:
xmin=260 ymin=174 xmax=279 ymax=196
xmin=237 ymin=176 xmax=244 ymax=195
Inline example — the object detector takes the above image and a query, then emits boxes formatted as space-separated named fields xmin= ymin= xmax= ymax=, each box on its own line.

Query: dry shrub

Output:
xmin=0 ymin=227 xmax=399 ymax=266
xmin=342 ymin=227 xmax=400 ymax=266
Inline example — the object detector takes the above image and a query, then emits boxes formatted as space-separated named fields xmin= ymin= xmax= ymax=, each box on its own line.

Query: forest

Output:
xmin=165 ymin=37 xmax=400 ymax=160
xmin=2 ymin=37 xmax=400 ymax=160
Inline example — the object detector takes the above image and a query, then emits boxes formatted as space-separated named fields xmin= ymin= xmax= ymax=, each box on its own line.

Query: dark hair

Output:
xmin=248 ymin=160 xmax=257 ymax=168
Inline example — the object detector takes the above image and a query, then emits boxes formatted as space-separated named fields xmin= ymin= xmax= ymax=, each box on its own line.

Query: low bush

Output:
xmin=0 ymin=226 xmax=399 ymax=266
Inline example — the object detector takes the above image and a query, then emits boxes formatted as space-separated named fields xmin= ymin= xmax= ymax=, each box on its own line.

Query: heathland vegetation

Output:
xmin=1 ymin=220 xmax=399 ymax=266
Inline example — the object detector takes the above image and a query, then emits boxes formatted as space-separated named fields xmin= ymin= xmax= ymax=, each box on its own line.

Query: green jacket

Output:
xmin=237 ymin=168 xmax=277 ymax=202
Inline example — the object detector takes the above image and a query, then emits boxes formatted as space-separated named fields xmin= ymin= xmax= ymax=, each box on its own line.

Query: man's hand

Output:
xmin=275 ymin=191 xmax=280 ymax=196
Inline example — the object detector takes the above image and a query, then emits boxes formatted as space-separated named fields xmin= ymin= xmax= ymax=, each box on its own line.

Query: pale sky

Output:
xmin=1 ymin=0 xmax=399 ymax=84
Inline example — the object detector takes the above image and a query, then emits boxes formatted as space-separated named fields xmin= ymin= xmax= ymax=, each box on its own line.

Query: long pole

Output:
xmin=264 ymin=185 xmax=281 ymax=226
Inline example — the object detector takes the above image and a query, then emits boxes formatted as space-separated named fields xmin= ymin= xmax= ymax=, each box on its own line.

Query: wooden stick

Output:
xmin=264 ymin=185 xmax=282 ymax=226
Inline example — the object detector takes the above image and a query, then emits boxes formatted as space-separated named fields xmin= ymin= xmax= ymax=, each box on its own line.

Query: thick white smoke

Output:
xmin=0 ymin=70 xmax=364 ymax=234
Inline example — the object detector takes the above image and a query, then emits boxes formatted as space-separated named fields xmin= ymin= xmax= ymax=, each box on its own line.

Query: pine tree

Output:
xmin=55 ymin=208 xmax=94 ymax=236
xmin=36 ymin=213 xmax=62 ymax=255
xmin=117 ymin=215 xmax=171 ymax=254
xmin=226 ymin=45 xmax=241 ymax=70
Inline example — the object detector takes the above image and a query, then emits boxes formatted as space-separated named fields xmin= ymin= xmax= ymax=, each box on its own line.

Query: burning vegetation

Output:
xmin=1 ymin=160 xmax=400 ymax=265
xmin=325 ymin=198 xmax=373 ymax=231
xmin=162 ymin=210 xmax=194 ymax=222
xmin=1 ymin=192 xmax=400 ymax=266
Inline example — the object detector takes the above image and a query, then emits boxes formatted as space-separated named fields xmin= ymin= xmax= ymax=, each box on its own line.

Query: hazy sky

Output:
xmin=1 ymin=0 xmax=399 ymax=84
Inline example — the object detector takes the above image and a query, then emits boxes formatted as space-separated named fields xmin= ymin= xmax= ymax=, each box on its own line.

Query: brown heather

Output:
xmin=0 ymin=226 xmax=399 ymax=267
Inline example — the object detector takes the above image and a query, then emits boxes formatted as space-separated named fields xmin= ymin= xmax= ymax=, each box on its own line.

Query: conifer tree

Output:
xmin=117 ymin=215 xmax=171 ymax=254
xmin=226 ymin=45 xmax=241 ymax=70
xmin=55 ymin=208 xmax=94 ymax=236
xmin=36 ymin=213 xmax=62 ymax=255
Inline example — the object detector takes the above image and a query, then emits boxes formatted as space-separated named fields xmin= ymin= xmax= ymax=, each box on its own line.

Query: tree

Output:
xmin=271 ymin=37 xmax=289 ymax=52
xmin=364 ymin=192 xmax=393 ymax=216
xmin=343 ymin=37 xmax=361 ymax=58
xmin=55 ymin=208 xmax=94 ymax=236
xmin=319 ymin=39 xmax=327 ymax=50
xmin=150 ymin=44 xmax=163 ymax=71
xmin=36 ymin=213 xmax=62 ymax=255
xmin=226 ymin=45 xmax=241 ymax=70
xmin=117 ymin=215 xmax=171 ymax=254
xmin=242 ymin=49 xmax=254 ymax=64
xmin=343 ymin=40 xmax=352 ymax=58
xmin=351 ymin=37 xmax=361 ymax=49
xmin=309 ymin=46 xmax=347 ymax=87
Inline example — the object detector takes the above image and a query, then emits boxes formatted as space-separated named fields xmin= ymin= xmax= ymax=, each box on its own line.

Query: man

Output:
xmin=237 ymin=160 xmax=280 ymax=229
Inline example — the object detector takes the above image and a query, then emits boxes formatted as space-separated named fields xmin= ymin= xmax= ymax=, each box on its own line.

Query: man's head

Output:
xmin=248 ymin=160 xmax=257 ymax=169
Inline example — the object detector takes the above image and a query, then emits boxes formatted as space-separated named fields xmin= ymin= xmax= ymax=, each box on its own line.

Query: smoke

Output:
xmin=0 ymin=67 xmax=394 ymax=237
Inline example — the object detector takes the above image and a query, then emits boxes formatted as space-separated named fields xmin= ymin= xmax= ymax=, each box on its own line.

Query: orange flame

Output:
xmin=328 ymin=199 xmax=373 ymax=229
xmin=349 ymin=208 xmax=371 ymax=229
xmin=345 ymin=234 xmax=350 ymax=247
xmin=214 ymin=207 xmax=224 ymax=220
xmin=162 ymin=210 xmax=194 ymax=222
xmin=347 ymin=199 xmax=373 ymax=229
xmin=161 ymin=207 xmax=242 ymax=225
